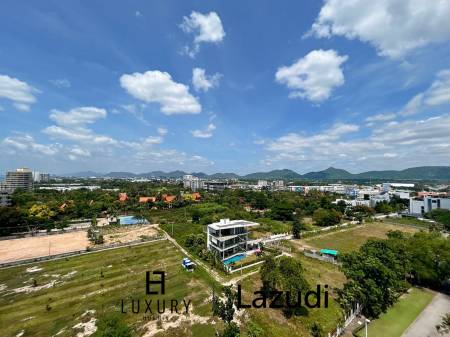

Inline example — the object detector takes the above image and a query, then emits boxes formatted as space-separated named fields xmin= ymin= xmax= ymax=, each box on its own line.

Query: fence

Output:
xmin=0 ymin=234 xmax=166 ymax=269
xmin=329 ymin=302 xmax=362 ymax=337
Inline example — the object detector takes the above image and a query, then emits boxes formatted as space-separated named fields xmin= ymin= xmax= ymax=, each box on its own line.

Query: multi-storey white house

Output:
xmin=207 ymin=219 xmax=260 ymax=261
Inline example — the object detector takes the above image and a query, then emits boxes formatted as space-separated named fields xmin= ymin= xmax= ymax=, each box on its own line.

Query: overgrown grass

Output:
xmin=302 ymin=222 xmax=419 ymax=254
xmin=0 ymin=240 xmax=219 ymax=337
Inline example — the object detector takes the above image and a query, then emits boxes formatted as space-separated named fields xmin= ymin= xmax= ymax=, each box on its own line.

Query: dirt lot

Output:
xmin=102 ymin=225 xmax=159 ymax=244
xmin=0 ymin=231 xmax=90 ymax=263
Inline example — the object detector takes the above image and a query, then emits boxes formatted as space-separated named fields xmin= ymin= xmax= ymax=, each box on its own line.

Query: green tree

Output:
xmin=292 ymin=218 xmax=305 ymax=239
xmin=313 ymin=208 xmax=341 ymax=227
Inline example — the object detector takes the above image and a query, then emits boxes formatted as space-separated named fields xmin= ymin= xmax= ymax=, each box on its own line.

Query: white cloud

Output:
xmin=399 ymin=69 xmax=450 ymax=116
xmin=68 ymin=146 xmax=91 ymax=160
xmin=309 ymin=0 xmax=450 ymax=59
xmin=190 ymin=123 xmax=216 ymax=138
xmin=365 ymin=113 xmax=396 ymax=122
xmin=120 ymin=70 xmax=201 ymax=115
xmin=1 ymin=134 xmax=59 ymax=156
xmin=135 ymin=11 xmax=142 ymax=18
xmin=0 ymin=74 xmax=37 ymax=111
xmin=49 ymin=79 xmax=71 ymax=88
xmin=43 ymin=125 xmax=117 ymax=145
xmin=180 ymin=11 xmax=225 ymax=57
xmin=157 ymin=127 xmax=168 ymax=136
xmin=275 ymin=49 xmax=348 ymax=102
xmin=43 ymin=106 xmax=116 ymax=145
xmin=262 ymin=115 xmax=450 ymax=170
xmin=423 ymin=70 xmax=450 ymax=106
xmin=192 ymin=68 xmax=222 ymax=92
xmin=49 ymin=107 xmax=107 ymax=126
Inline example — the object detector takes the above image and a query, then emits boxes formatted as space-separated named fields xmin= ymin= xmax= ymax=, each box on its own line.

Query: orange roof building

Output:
xmin=119 ymin=193 xmax=128 ymax=202
xmin=162 ymin=194 xmax=177 ymax=203
xmin=139 ymin=196 xmax=157 ymax=203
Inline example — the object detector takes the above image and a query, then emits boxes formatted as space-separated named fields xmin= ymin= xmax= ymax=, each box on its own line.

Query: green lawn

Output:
xmin=357 ymin=288 xmax=435 ymax=337
xmin=303 ymin=222 xmax=419 ymax=254
xmin=0 ymin=240 xmax=220 ymax=337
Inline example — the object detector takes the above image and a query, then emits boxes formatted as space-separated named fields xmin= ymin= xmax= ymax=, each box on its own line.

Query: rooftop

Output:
xmin=208 ymin=218 xmax=260 ymax=230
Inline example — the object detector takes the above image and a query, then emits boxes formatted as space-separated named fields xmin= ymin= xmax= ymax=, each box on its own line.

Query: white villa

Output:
xmin=207 ymin=219 xmax=260 ymax=261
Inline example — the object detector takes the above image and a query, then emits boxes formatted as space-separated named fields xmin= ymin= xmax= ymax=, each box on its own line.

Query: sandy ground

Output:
xmin=103 ymin=225 xmax=158 ymax=244
xmin=0 ymin=231 xmax=90 ymax=263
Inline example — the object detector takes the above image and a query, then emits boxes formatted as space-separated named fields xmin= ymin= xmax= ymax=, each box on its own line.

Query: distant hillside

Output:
xmin=355 ymin=166 xmax=450 ymax=180
xmin=302 ymin=167 xmax=353 ymax=180
xmin=244 ymin=169 xmax=302 ymax=180
xmin=60 ymin=166 xmax=450 ymax=181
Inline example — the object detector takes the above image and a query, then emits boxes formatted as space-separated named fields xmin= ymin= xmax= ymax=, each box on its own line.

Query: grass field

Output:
xmin=357 ymin=288 xmax=435 ymax=337
xmin=302 ymin=222 xmax=419 ymax=254
xmin=0 ymin=240 xmax=221 ymax=337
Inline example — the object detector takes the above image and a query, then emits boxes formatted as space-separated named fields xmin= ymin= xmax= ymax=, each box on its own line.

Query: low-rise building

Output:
xmin=409 ymin=196 xmax=450 ymax=215
xmin=207 ymin=219 xmax=260 ymax=260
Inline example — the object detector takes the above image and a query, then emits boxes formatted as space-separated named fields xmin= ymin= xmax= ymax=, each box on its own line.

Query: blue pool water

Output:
xmin=118 ymin=215 xmax=148 ymax=225
xmin=223 ymin=254 xmax=246 ymax=265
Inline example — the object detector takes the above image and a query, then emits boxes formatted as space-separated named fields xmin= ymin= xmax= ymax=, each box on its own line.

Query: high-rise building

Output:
xmin=183 ymin=175 xmax=204 ymax=191
xmin=5 ymin=167 xmax=33 ymax=192
xmin=32 ymin=171 xmax=50 ymax=183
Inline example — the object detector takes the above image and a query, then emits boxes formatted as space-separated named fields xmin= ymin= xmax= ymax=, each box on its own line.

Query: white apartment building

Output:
xmin=5 ymin=168 xmax=33 ymax=192
xmin=183 ymin=175 xmax=204 ymax=191
xmin=409 ymin=196 xmax=450 ymax=215
xmin=207 ymin=219 xmax=260 ymax=260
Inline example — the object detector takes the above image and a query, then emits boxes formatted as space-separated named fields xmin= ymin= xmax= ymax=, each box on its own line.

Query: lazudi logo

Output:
xmin=236 ymin=284 xmax=329 ymax=309
xmin=120 ymin=271 xmax=192 ymax=316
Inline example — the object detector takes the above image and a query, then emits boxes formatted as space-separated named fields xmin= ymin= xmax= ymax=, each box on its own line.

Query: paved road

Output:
xmin=402 ymin=292 xmax=450 ymax=337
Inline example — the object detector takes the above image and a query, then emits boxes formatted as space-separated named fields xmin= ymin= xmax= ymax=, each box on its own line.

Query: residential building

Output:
xmin=409 ymin=196 xmax=450 ymax=215
xmin=32 ymin=171 xmax=50 ymax=183
xmin=257 ymin=180 xmax=268 ymax=188
xmin=207 ymin=219 xmax=260 ymax=260
xmin=118 ymin=193 xmax=128 ymax=202
xmin=204 ymin=181 xmax=228 ymax=191
xmin=139 ymin=196 xmax=157 ymax=203
xmin=5 ymin=167 xmax=33 ymax=192
xmin=183 ymin=175 xmax=204 ymax=191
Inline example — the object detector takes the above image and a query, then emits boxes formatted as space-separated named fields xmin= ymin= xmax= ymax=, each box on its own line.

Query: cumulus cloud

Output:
xmin=0 ymin=74 xmax=37 ymax=111
xmin=1 ymin=134 xmax=59 ymax=156
xmin=275 ymin=49 xmax=348 ymax=102
xmin=309 ymin=0 xmax=450 ymax=59
xmin=49 ymin=107 xmax=107 ymax=126
xmin=120 ymin=70 xmax=201 ymax=115
xmin=192 ymin=68 xmax=222 ymax=92
xmin=180 ymin=11 xmax=225 ymax=57
xmin=190 ymin=123 xmax=216 ymax=138
xmin=43 ymin=106 xmax=117 ymax=146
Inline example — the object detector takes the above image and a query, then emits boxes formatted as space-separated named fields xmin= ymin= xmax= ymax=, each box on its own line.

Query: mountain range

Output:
xmin=60 ymin=166 xmax=450 ymax=181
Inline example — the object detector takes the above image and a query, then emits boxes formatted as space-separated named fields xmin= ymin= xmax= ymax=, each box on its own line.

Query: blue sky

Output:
xmin=1 ymin=0 xmax=450 ymax=174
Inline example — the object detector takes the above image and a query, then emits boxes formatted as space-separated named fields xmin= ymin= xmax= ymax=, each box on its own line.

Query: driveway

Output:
xmin=402 ymin=292 xmax=450 ymax=337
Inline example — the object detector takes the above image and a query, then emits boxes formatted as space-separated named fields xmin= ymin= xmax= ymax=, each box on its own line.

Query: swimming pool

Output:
xmin=223 ymin=254 xmax=246 ymax=265
xmin=118 ymin=215 xmax=148 ymax=225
